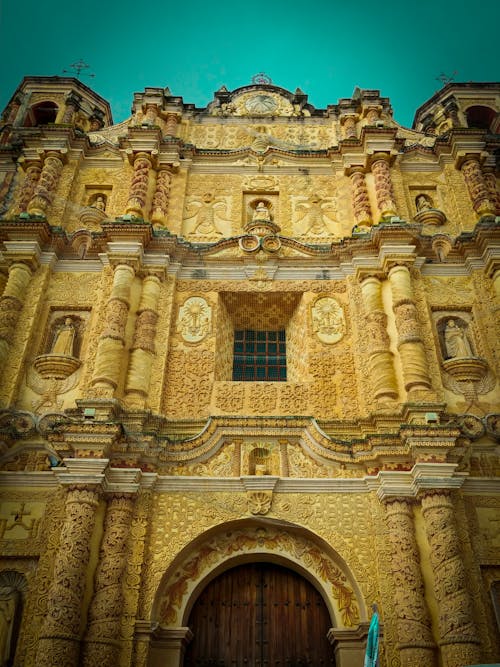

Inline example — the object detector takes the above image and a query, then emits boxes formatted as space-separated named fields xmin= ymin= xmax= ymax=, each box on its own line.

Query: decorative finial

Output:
xmin=252 ymin=73 xmax=273 ymax=85
xmin=63 ymin=59 xmax=95 ymax=80
xmin=436 ymin=71 xmax=458 ymax=86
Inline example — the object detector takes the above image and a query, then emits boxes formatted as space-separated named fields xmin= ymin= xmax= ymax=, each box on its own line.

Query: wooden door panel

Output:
xmin=184 ymin=563 xmax=335 ymax=666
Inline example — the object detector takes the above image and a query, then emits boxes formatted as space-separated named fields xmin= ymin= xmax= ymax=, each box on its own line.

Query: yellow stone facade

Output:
xmin=0 ymin=76 xmax=499 ymax=666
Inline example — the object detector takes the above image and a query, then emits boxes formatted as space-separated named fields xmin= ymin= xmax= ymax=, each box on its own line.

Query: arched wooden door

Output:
xmin=184 ymin=562 xmax=335 ymax=666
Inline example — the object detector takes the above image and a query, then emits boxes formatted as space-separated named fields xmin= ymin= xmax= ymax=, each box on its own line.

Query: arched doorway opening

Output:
xmin=145 ymin=520 xmax=370 ymax=667
xmin=184 ymin=560 xmax=335 ymax=666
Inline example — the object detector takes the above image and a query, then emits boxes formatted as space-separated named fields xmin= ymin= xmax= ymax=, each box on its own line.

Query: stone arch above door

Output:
xmin=152 ymin=519 xmax=367 ymax=631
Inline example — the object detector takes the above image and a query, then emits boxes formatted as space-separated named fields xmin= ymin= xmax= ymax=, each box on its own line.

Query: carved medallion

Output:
xmin=311 ymin=297 xmax=345 ymax=344
xmin=177 ymin=297 xmax=211 ymax=343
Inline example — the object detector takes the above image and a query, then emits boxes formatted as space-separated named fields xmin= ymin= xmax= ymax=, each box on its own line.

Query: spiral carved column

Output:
xmin=350 ymin=168 xmax=372 ymax=226
xmin=91 ymin=264 xmax=135 ymax=395
xmin=165 ymin=113 xmax=179 ymax=137
xmin=482 ymin=169 xmax=500 ymax=215
xmin=27 ymin=151 xmax=64 ymax=216
xmin=371 ymin=153 xmax=397 ymax=218
xmin=388 ymin=264 xmax=432 ymax=393
xmin=360 ymin=275 xmax=398 ymax=400
xmin=35 ymin=486 xmax=101 ymax=667
xmin=126 ymin=152 xmax=152 ymax=218
xmin=385 ymin=499 xmax=436 ymax=667
xmin=461 ymin=157 xmax=496 ymax=217
xmin=420 ymin=492 xmax=481 ymax=667
xmin=125 ymin=274 xmax=161 ymax=407
xmin=17 ymin=161 xmax=41 ymax=212
xmin=62 ymin=95 xmax=80 ymax=124
xmin=0 ymin=262 xmax=33 ymax=368
xmin=81 ymin=493 xmax=135 ymax=667
xmin=151 ymin=167 xmax=173 ymax=225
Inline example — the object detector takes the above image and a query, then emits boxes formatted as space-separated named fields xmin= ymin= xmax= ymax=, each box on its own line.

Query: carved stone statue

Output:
xmin=444 ymin=319 xmax=473 ymax=358
xmin=253 ymin=201 xmax=271 ymax=221
xmin=416 ymin=194 xmax=433 ymax=211
xmin=0 ymin=588 xmax=18 ymax=667
xmin=51 ymin=318 xmax=76 ymax=357
xmin=91 ymin=194 xmax=106 ymax=211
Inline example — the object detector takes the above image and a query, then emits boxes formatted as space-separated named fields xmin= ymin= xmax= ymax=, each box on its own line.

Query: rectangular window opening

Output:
xmin=232 ymin=329 xmax=287 ymax=382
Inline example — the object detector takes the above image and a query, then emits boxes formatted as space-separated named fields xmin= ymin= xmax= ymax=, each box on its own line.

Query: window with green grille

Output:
xmin=232 ymin=330 xmax=286 ymax=381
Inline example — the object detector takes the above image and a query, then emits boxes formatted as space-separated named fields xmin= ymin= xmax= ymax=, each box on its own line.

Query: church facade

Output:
xmin=0 ymin=75 xmax=499 ymax=667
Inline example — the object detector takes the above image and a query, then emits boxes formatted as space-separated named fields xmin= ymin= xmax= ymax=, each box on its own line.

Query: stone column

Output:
xmin=125 ymin=274 xmax=161 ymax=407
xmin=461 ymin=156 xmax=496 ymax=217
xmin=151 ymin=166 xmax=173 ymax=225
xmin=420 ymin=492 xmax=481 ymax=667
xmin=384 ymin=499 xmax=436 ymax=666
xmin=144 ymin=104 xmax=159 ymax=126
xmin=388 ymin=264 xmax=432 ymax=393
xmin=371 ymin=153 xmax=397 ymax=218
xmin=349 ymin=168 xmax=372 ymax=227
xmin=62 ymin=94 xmax=80 ymax=124
xmin=364 ymin=105 xmax=382 ymax=125
xmin=91 ymin=263 xmax=135 ymax=395
xmin=17 ymin=161 xmax=42 ymax=212
xmin=27 ymin=151 xmax=65 ymax=216
xmin=164 ymin=113 xmax=179 ymax=137
xmin=82 ymin=493 xmax=136 ymax=667
xmin=360 ymin=275 xmax=398 ymax=401
xmin=341 ymin=114 xmax=358 ymax=139
xmin=482 ymin=168 xmax=500 ymax=215
xmin=35 ymin=485 xmax=102 ymax=667
xmin=126 ymin=152 xmax=152 ymax=218
xmin=0 ymin=254 xmax=37 ymax=368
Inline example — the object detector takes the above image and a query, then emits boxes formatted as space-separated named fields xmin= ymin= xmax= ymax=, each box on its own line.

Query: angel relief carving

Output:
xmin=183 ymin=192 xmax=232 ymax=236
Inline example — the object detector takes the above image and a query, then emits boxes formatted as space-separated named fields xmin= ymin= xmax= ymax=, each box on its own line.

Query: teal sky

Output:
xmin=0 ymin=0 xmax=498 ymax=128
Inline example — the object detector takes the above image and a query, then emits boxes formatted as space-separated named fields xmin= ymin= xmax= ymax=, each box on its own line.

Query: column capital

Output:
xmin=2 ymin=240 xmax=41 ymax=271
xmin=375 ymin=462 xmax=467 ymax=501
xmin=54 ymin=457 xmax=109 ymax=488
xmin=102 ymin=467 xmax=143 ymax=495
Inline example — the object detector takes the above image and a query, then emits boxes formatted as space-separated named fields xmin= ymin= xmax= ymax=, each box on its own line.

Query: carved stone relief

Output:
xmin=311 ymin=296 xmax=345 ymax=344
xmin=177 ymin=297 xmax=212 ymax=344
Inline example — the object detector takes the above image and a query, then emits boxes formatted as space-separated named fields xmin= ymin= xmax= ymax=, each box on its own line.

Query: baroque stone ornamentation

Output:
xmin=177 ymin=296 xmax=211 ymax=343
xmin=420 ymin=492 xmax=481 ymax=667
xmin=35 ymin=486 xmax=101 ymax=667
xmin=156 ymin=526 xmax=360 ymax=629
xmin=311 ymin=296 xmax=345 ymax=344
xmin=27 ymin=152 xmax=64 ymax=216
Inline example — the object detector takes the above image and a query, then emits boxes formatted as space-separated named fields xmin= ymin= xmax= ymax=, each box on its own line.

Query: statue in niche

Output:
xmin=51 ymin=317 xmax=77 ymax=357
xmin=416 ymin=193 xmax=433 ymax=211
xmin=0 ymin=588 xmax=19 ymax=667
xmin=90 ymin=193 xmax=107 ymax=211
xmin=295 ymin=195 xmax=337 ymax=236
xmin=444 ymin=319 xmax=474 ymax=359
xmin=252 ymin=201 xmax=272 ymax=221
xmin=184 ymin=192 xmax=230 ymax=235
